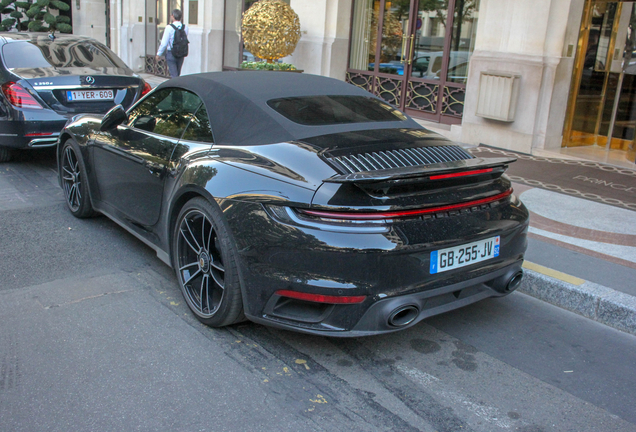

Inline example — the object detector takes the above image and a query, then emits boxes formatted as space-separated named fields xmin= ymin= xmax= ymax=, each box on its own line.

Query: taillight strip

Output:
xmin=299 ymin=189 xmax=513 ymax=221
xmin=429 ymin=168 xmax=493 ymax=180
xmin=25 ymin=132 xmax=55 ymax=137
xmin=275 ymin=290 xmax=366 ymax=304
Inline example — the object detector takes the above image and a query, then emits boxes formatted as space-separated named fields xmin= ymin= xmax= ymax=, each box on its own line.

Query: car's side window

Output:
xmin=181 ymin=105 xmax=214 ymax=143
xmin=127 ymin=88 xmax=203 ymax=140
xmin=127 ymin=88 xmax=168 ymax=128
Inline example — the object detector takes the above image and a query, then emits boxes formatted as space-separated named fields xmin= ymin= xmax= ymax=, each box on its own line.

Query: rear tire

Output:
xmin=0 ymin=146 xmax=12 ymax=162
xmin=60 ymin=140 xmax=95 ymax=218
xmin=173 ymin=197 xmax=244 ymax=327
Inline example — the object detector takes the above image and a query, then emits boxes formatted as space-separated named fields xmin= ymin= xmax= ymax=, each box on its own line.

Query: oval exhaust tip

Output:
xmin=507 ymin=271 xmax=524 ymax=291
xmin=388 ymin=305 xmax=419 ymax=327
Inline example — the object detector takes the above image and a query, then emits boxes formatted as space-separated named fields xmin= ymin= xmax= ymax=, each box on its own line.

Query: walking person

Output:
xmin=156 ymin=9 xmax=189 ymax=78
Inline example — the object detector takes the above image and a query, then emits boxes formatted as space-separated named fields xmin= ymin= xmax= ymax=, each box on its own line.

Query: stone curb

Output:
xmin=519 ymin=269 xmax=636 ymax=336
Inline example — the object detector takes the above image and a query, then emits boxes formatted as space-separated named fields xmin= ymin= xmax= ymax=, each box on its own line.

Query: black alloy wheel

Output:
xmin=174 ymin=198 xmax=243 ymax=327
xmin=60 ymin=140 xmax=94 ymax=218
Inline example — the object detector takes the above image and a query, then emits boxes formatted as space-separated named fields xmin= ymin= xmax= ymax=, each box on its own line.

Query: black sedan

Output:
xmin=57 ymin=71 xmax=529 ymax=336
xmin=0 ymin=33 xmax=151 ymax=162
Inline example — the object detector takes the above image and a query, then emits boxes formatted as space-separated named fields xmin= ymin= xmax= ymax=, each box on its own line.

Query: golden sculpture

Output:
xmin=241 ymin=0 xmax=301 ymax=63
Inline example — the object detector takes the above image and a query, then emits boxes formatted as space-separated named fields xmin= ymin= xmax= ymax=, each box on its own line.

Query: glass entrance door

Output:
xmin=404 ymin=0 xmax=479 ymax=123
xmin=346 ymin=0 xmax=408 ymax=108
xmin=563 ymin=0 xmax=636 ymax=163
xmin=346 ymin=0 xmax=480 ymax=125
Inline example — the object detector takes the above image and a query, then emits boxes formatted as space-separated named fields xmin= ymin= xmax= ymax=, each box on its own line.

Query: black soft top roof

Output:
xmin=158 ymin=71 xmax=421 ymax=146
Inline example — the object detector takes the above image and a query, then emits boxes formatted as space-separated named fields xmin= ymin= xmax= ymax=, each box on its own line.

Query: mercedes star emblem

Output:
xmin=85 ymin=76 xmax=95 ymax=84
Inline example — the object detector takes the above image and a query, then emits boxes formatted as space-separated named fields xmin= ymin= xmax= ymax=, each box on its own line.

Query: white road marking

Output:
xmin=398 ymin=365 xmax=514 ymax=429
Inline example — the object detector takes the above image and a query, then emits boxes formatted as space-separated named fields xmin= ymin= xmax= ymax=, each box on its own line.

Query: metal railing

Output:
xmin=144 ymin=55 xmax=170 ymax=78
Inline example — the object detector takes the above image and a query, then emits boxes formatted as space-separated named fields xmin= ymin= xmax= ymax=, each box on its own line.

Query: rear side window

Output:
xmin=2 ymin=40 xmax=128 ymax=69
xmin=267 ymin=96 xmax=407 ymax=126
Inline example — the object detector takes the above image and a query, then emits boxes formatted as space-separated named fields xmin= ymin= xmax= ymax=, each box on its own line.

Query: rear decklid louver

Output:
xmin=327 ymin=145 xmax=474 ymax=174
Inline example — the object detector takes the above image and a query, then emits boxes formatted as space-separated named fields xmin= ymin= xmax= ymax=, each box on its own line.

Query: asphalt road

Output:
xmin=1 ymin=149 xmax=635 ymax=432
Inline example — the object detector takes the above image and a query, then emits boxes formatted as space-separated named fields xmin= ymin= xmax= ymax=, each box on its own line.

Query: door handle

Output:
xmin=401 ymin=34 xmax=408 ymax=64
xmin=408 ymin=35 xmax=415 ymax=65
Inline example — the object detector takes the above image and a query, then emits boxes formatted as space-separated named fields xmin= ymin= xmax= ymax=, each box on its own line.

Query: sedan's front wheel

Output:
xmin=173 ymin=198 xmax=244 ymax=327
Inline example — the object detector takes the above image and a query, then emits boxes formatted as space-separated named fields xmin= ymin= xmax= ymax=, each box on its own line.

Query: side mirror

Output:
xmin=100 ymin=104 xmax=128 ymax=131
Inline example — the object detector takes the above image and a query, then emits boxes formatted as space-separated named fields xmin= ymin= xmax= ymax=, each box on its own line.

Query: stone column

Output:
xmin=286 ymin=0 xmax=352 ymax=80
xmin=201 ymin=0 xmax=225 ymax=73
xmin=460 ymin=0 xmax=584 ymax=153
xmin=72 ymin=0 xmax=109 ymax=46
xmin=118 ymin=0 xmax=146 ymax=72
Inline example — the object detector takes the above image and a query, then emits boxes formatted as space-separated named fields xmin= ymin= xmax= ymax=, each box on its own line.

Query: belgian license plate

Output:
xmin=67 ymin=89 xmax=114 ymax=101
xmin=430 ymin=236 xmax=500 ymax=274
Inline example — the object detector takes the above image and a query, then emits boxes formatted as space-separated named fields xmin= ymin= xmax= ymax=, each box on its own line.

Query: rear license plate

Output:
xmin=67 ymin=89 xmax=114 ymax=102
xmin=430 ymin=236 xmax=500 ymax=274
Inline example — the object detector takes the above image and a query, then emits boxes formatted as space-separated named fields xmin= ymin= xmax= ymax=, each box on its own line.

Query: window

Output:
xmin=267 ymin=96 xmax=407 ymax=126
xmin=182 ymin=105 xmax=214 ymax=142
xmin=128 ymin=88 xmax=203 ymax=139
xmin=346 ymin=0 xmax=481 ymax=122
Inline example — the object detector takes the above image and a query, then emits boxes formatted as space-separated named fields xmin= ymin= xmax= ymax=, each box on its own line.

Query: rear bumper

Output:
xmin=0 ymin=115 xmax=67 ymax=149
xmin=24 ymin=134 xmax=60 ymax=148
xmin=249 ymin=261 xmax=524 ymax=337
xmin=223 ymin=196 xmax=530 ymax=336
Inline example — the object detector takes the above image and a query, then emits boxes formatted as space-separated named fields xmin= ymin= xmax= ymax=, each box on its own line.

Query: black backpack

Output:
xmin=170 ymin=23 xmax=189 ymax=58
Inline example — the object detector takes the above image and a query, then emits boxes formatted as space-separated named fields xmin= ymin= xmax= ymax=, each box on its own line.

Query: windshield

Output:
xmin=267 ymin=95 xmax=408 ymax=126
xmin=2 ymin=39 xmax=129 ymax=69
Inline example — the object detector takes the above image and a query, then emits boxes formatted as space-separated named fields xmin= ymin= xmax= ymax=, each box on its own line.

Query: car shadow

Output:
xmin=9 ymin=147 xmax=58 ymax=166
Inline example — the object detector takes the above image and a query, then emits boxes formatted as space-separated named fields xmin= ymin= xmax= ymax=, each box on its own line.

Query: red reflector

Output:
xmin=140 ymin=81 xmax=152 ymax=97
xmin=429 ymin=168 xmax=493 ymax=180
xmin=300 ymin=189 xmax=513 ymax=220
xmin=275 ymin=290 xmax=366 ymax=304
xmin=1 ymin=82 xmax=43 ymax=109
xmin=25 ymin=132 xmax=54 ymax=137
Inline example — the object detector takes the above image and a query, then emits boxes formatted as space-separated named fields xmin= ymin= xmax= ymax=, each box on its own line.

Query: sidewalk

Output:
xmin=469 ymin=145 xmax=636 ymax=336
xmin=139 ymin=72 xmax=168 ymax=88
xmin=141 ymin=71 xmax=636 ymax=335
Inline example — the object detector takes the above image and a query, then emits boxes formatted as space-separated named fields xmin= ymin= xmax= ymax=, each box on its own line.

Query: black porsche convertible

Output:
xmin=57 ymin=71 xmax=529 ymax=336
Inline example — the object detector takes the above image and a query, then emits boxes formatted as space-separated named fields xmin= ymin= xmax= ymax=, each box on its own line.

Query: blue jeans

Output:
xmin=165 ymin=50 xmax=184 ymax=78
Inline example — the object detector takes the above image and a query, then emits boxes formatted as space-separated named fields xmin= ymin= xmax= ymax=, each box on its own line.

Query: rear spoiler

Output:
xmin=323 ymin=157 xmax=517 ymax=184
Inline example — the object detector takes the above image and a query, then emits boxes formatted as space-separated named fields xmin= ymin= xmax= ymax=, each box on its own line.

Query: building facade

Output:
xmin=80 ymin=0 xmax=636 ymax=165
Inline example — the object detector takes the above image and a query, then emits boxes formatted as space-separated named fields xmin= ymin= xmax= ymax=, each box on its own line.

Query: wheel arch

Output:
xmin=166 ymin=160 xmax=319 ymax=318
xmin=57 ymin=130 xmax=87 ymax=177
xmin=167 ymin=185 xmax=252 ymax=318
xmin=56 ymin=131 xmax=74 ymax=173
xmin=58 ymin=134 xmax=96 ymax=218
xmin=167 ymin=186 xmax=214 ymax=264
xmin=166 ymin=160 xmax=316 ymax=254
